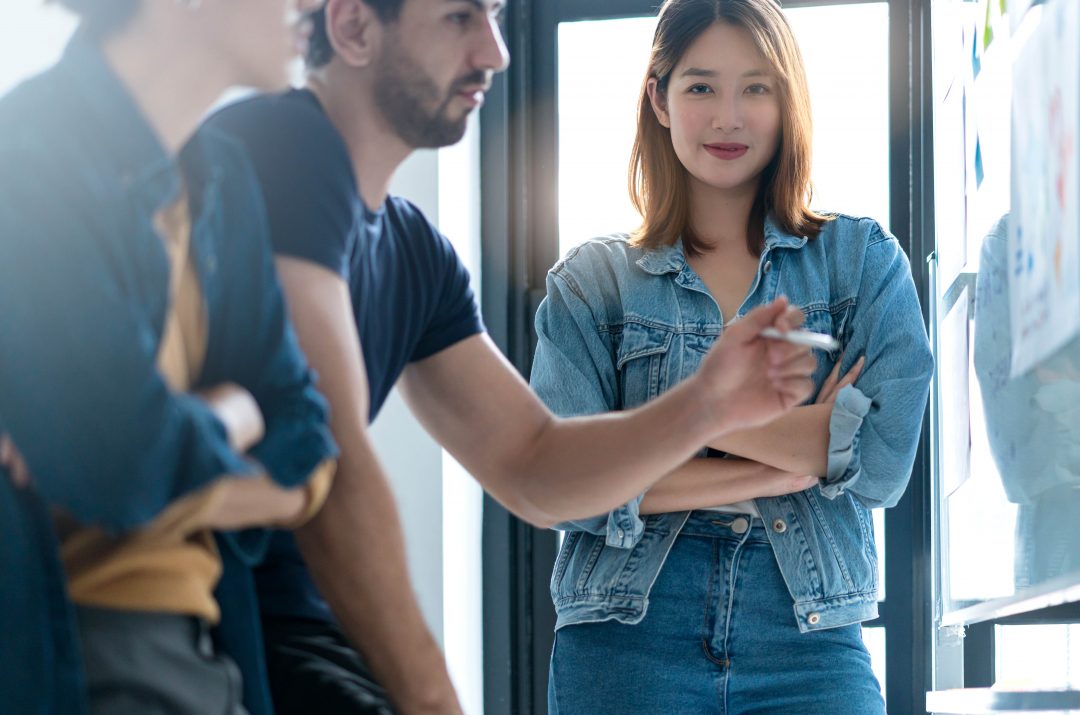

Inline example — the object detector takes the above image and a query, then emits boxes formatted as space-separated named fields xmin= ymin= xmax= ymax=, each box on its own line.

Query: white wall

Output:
xmin=376 ymin=116 xmax=486 ymax=715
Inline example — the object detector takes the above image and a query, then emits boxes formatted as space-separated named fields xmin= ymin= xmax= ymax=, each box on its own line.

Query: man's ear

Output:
xmin=324 ymin=0 xmax=382 ymax=68
xmin=646 ymin=77 xmax=671 ymax=129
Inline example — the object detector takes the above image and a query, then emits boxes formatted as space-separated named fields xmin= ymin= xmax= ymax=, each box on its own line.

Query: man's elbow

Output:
xmin=491 ymin=486 xmax=561 ymax=530
xmin=482 ymin=468 xmax=561 ymax=529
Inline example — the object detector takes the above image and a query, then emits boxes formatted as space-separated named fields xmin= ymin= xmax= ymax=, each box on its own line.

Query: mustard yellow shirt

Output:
xmin=61 ymin=198 xmax=333 ymax=622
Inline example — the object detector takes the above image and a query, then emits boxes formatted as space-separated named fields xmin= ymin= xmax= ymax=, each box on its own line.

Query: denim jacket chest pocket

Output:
xmin=615 ymin=322 xmax=674 ymax=408
xmin=800 ymin=299 xmax=856 ymax=393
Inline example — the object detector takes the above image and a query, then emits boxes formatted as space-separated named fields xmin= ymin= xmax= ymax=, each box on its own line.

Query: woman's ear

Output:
xmin=647 ymin=77 xmax=671 ymax=129
xmin=324 ymin=0 xmax=381 ymax=68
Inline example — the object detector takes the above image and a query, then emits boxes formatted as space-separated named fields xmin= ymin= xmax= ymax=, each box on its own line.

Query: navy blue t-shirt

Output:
xmin=208 ymin=89 xmax=485 ymax=621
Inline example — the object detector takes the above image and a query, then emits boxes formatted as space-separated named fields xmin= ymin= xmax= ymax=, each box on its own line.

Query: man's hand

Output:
xmin=694 ymin=297 xmax=817 ymax=434
xmin=0 ymin=433 xmax=31 ymax=489
xmin=199 ymin=383 xmax=265 ymax=453
xmin=816 ymin=354 xmax=865 ymax=405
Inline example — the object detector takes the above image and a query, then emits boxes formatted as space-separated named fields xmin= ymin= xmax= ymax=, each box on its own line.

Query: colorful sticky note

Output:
xmin=972 ymin=26 xmax=981 ymax=78
xmin=975 ymin=136 xmax=985 ymax=187
xmin=983 ymin=0 xmax=995 ymax=51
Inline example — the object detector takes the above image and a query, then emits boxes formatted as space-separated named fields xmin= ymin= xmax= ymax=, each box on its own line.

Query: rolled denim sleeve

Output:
xmin=820 ymin=384 xmax=873 ymax=497
xmin=530 ymin=266 xmax=645 ymax=547
xmin=818 ymin=227 xmax=934 ymax=507
xmin=0 ymin=192 xmax=255 ymax=534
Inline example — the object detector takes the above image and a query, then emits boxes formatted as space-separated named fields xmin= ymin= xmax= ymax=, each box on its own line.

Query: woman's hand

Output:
xmin=199 ymin=383 xmax=265 ymax=453
xmin=754 ymin=463 xmax=818 ymax=498
xmin=815 ymin=355 xmax=865 ymax=405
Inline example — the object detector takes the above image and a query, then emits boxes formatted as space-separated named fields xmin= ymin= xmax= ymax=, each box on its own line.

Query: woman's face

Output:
xmin=201 ymin=0 xmax=320 ymax=90
xmin=649 ymin=21 xmax=782 ymax=198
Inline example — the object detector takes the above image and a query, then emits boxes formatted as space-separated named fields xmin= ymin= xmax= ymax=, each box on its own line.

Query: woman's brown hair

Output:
xmin=628 ymin=0 xmax=830 ymax=255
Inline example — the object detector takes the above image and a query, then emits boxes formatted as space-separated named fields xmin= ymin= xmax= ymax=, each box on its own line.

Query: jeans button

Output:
xmin=772 ymin=518 xmax=787 ymax=534
xmin=731 ymin=517 xmax=749 ymax=534
xmin=807 ymin=612 xmax=821 ymax=626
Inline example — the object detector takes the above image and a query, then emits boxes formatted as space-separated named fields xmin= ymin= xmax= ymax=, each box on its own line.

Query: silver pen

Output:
xmin=760 ymin=327 xmax=840 ymax=352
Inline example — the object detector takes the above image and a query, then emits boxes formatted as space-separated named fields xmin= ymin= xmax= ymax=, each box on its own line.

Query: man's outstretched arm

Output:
xmin=399 ymin=298 xmax=816 ymax=528
xmin=276 ymin=258 xmax=462 ymax=715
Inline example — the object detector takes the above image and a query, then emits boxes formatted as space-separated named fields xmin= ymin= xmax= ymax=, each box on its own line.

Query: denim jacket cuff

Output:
xmin=820 ymin=385 xmax=873 ymax=499
xmin=605 ymin=494 xmax=645 ymax=549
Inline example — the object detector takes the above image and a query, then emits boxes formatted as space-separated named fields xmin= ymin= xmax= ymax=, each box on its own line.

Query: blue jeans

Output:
xmin=548 ymin=512 xmax=884 ymax=714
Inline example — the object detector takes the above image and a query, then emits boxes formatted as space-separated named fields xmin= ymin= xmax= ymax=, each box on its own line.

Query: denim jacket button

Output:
xmin=617 ymin=529 xmax=625 ymax=542
xmin=763 ymin=260 xmax=773 ymax=274
xmin=807 ymin=612 xmax=821 ymax=625
xmin=772 ymin=518 xmax=787 ymax=534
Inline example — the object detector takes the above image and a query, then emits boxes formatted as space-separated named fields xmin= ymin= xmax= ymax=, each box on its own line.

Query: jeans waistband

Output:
xmin=679 ymin=510 xmax=769 ymax=543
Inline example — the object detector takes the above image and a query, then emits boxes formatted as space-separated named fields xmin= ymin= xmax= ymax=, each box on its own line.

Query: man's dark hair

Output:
xmin=53 ymin=0 xmax=140 ymax=39
xmin=306 ymin=0 xmax=405 ymax=69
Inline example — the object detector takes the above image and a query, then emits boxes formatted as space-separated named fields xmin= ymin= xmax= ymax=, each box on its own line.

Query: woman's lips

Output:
xmin=704 ymin=143 xmax=749 ymax=160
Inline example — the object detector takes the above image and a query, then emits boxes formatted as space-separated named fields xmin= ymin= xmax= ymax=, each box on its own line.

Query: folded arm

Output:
xmin=639 ymin=457 xmax=817 ymax=515
xmin=0 ymin=202 xmax=255 ymax=532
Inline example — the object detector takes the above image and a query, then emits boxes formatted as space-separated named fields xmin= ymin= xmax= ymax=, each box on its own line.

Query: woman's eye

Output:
xmin=688 ymin=84 xmax=713 ymax=95
xmin=746 ymin=83 xmax=772 ymax=95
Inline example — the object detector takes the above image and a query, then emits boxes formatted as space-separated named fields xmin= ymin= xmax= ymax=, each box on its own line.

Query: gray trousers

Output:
xmin=75 ymin=606 xmax=248 ymax=715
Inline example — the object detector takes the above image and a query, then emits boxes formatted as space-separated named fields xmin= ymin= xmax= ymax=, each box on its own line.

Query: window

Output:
xmin=0 ymin=1 xmax=76 ymax=99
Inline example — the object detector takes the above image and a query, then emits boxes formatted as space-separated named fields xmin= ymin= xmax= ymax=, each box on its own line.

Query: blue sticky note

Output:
xmin=975 ymin=137 xmax=985 ymax=187
xmin=972 ymin=27 xmax=981 ymax=78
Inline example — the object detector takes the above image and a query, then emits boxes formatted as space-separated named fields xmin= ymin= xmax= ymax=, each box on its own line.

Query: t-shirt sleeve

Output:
xmin=205 ymin=94 xmax=356 ymax=279
xmin=412 ymin=224 xmax=485 ymax=361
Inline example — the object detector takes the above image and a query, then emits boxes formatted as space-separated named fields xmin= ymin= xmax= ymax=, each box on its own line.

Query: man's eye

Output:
xmin=448 ymin=11 xmax=472 ymax=25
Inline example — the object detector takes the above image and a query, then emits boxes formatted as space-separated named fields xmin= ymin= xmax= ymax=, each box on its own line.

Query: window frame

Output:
xmin=479 ymin=2 xmax=935 ymax=713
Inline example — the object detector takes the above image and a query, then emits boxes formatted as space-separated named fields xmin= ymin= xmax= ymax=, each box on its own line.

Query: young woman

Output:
xmin=0 ymin=1 xmax=336 ymax=713
xmin=531 ymin=0 xmax=933 ymax=712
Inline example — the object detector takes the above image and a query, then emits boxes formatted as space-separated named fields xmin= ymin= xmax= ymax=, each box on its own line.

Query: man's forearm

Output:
xmin=506 ymin=374 xmax=727 ymax=526
xmin=708 ymin=404 xmax=831 ymax=476
xmin=295 ymin=449 xmax=461 ymax=715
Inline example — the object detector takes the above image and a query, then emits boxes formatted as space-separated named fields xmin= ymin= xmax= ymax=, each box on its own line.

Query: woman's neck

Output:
xmin=686 ymin=176 xmax=760 ymax=252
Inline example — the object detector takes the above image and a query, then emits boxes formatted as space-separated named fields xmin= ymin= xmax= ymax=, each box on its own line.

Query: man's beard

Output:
xmin=373 ymin=40 xmax=485 ymax=149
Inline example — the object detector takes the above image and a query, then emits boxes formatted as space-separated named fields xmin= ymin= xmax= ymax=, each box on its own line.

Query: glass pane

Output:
xmin=996 ymin=625 xmax=1080 ymax=690
xmin=863 ymin=626 xmax=887 ymax=703
xmin=0 ymin=1 xmax=77 ymax=99
xmin=933 ymin=0 xmax=1080 ymax=614
xmin=557 ymin=17 xmax=656 ymax=256
xmin=784 ymin=4 xmax=890 ymax=226
xmin=557 ymin=3 xmax=890 ymax=258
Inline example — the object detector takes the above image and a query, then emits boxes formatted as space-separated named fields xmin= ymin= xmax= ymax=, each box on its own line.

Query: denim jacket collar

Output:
xmin=59 ymin=33 xmax=181 ymax=214
xmin=635 ymin=214 xmax=810 ymax=277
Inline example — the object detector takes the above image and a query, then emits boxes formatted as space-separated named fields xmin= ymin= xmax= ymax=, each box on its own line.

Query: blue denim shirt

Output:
xmin=531 ymin=214 xmax=933 ymax=633
xmin=0 ymin=36 xmax=337 ymax=714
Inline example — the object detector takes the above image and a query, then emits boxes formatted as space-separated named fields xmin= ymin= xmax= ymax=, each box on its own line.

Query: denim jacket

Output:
xmin=531 ymin=214 xmax=933 ymax=633
xmin=0 ymin=36 xmax=337 ymax=714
